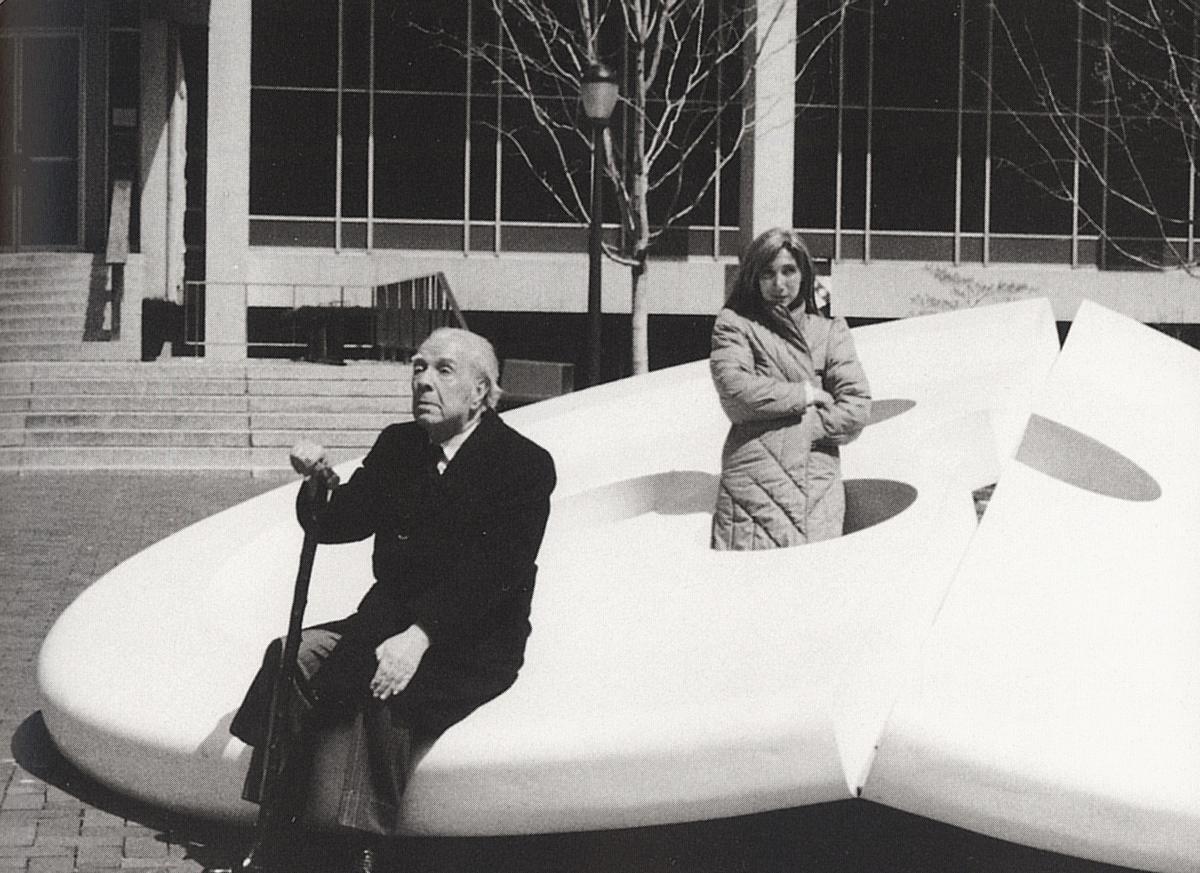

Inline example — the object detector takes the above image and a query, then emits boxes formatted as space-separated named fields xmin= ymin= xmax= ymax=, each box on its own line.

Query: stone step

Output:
xmin=0 ymin=359 xmax=411 ymax=379
xmin=248 ymin=379 xmax=410 ymax=397
xmin=0 ymin=271 xmax=97 ymax=286
xmin=0 ymin=343 xmax=133 ymax=363
xmin=0 ymin=445 xmax=256 ymax=471
xmin=2 ymin=392 xmax=406 ymax=415
xmin=0 ymin=300 xmax=87 ymax=317
xmin=249 ymin=412 xmax=396 ymax=430
xmin=0 ymin=444 xmax=368 ymax=473
xmin=25 ymin=411 xmax=252 ymax=430
xmin=251 ymin=429 xmax=382 ymax=449
xmin=0 ymin=327 xmax=83 ymax=343
xmin=248 ymin=394 xmax=402 ymax=413
xmin=0 ymin=287 xmax=90 ymax=303
xmin=0 ymin=314 xmax=86 ymax=331
xmin=30 ymin=377 xmax=248 ymax=395
xmin=24 ymin=394 xmax=250 ymax=413
xmin=25 ymin=428 xmax=249 ymax=448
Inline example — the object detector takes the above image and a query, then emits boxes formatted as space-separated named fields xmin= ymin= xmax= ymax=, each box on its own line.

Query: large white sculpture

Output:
xmin=36 ymin=300 xmax=1198 ymax=871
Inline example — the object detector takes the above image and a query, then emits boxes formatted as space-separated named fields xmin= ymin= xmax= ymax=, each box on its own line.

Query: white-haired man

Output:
xmin=231 ymin=328 xmax=556 ymax=873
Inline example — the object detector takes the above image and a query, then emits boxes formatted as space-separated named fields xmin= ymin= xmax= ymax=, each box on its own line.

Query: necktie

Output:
xmin=425 ymin=441 xmax=445 ymax=478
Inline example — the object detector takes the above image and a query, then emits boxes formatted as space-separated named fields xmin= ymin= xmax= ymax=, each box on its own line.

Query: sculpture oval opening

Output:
xmin=843 ymin=478 xmax=919 ymax=534
xmin=1015 ymin=414 xmax=1162 ymax=502
xmin=866 ymin=398 xmax=917 ymax=427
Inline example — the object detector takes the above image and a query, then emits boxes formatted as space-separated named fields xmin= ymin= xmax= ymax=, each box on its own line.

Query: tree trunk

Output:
xmin=630 ymin=255 xmax=649 ymax=375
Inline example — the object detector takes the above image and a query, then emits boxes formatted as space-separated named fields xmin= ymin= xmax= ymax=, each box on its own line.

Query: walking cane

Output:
xmin=239 ymin=447 xmax=339 ymax=873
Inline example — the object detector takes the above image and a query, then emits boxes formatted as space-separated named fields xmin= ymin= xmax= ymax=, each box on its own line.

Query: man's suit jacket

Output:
xmin=295 ymin=408 xmax=557 ymax=734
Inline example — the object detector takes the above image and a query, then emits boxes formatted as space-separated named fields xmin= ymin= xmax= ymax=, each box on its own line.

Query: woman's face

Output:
xmin=757 ymin=248 xmax=802 ymax=309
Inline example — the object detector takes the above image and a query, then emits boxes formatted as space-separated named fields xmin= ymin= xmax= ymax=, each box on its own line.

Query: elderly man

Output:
xmin=230 ymin=328 xmax=557 ymax=873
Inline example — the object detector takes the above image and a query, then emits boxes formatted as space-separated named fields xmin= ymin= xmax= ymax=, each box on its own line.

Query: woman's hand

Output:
xmin=370 ymin=625 xmax=431 ymax=700
xmin=811 ymin=387 xmax=835 ymax=409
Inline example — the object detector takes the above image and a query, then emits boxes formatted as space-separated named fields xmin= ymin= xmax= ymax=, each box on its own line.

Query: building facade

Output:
xmin=4 ymin=0 xmax=1199 ymax=366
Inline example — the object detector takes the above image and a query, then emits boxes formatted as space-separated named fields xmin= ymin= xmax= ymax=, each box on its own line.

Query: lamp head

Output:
xmin=580 ymin=63 xmax=619 ymax=126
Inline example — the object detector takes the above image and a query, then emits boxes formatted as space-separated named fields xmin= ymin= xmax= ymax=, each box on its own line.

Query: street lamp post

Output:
xmin=580 ymin=63 xmax=619 ymax=386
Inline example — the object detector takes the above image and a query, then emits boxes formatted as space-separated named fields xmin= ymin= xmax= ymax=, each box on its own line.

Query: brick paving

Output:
xmin=0 ymin=473 xmax=1140 ymax=873
xmin=0 ymin=473 xmax=284 ymax=873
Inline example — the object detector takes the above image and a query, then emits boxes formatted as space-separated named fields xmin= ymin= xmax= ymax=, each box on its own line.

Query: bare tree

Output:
xmin=439 ymin=0 xmax=848 ymax=375
xmin=992 ymin=0 xmax=1200 ymax=271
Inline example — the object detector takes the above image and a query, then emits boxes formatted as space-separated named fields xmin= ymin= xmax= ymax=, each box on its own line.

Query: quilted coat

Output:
xmin=710 ymin=305 xmax=871 ymax=550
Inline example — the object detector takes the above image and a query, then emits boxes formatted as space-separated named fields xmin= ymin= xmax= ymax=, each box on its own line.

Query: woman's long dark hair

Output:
xmin=724 ymin=227 xmax=819 ymax=317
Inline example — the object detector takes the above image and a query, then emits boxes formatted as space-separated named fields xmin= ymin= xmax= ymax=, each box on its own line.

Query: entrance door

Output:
xmin=0 ymin=32 xmax=82 ymax=249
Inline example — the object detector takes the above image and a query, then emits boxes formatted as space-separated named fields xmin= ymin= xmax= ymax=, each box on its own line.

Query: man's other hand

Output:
xmin=371 ymin=625 xmax=431 ymax=699
xmin=291 ymin=441 xmax=340 ymax=490
xmin=291 ymin=440 xmax=332 ymax=476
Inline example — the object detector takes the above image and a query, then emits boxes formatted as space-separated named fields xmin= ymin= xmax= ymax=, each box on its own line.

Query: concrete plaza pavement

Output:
xmin=0 ymin=472 xmax=1139 ymax=873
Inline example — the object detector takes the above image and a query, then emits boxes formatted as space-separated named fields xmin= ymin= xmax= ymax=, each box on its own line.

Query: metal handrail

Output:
xmin=372 ymin=271 xmax=468 ymax=362
xmin=177 ymin=272 xmax=468 ymax=360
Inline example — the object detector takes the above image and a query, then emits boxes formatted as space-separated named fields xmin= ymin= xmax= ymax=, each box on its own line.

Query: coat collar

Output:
xmin=431 ymin=408 xmax=503 ymax=491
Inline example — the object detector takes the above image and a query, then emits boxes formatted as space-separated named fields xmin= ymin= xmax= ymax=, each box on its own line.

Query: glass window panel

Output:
xmin=960 ymin=112 xmax=987 ymax=233
xmin=873 ymin=1 xmax=959 ymax=109
xmin=718 ymin=104 xmax=741 ymax=227
xmin=343 ymin=0 xmax=371 ymax=92
xmin=840 ymin=108 xmax=867 ymax=229
xmin=990 ymin=114 xmax=1073 ymax=234
xmin=0 ymin=0 xmax=81 ymax=27
xmin=991 ymin=0 xmax=1079 ymax=113
xmin=1077 ymin=6 xmax=1108 ymax=109
xmin=960 ymin=0 xmax=990 ymax=110
xmin=252 ymin=0 xmax=337 ymax=89
xmin=109 ymin=31 xmax=140 ymax=111
xmin=469 ymin=0 xmax=504 ymax=95
xmin=1076 ymin=120 xmax=1105 ymax=236
xmin=469 ymin=96 xmax=498 ymax=221
xmin=1 ymin=38 xmax=13 ymax=247
xmin=250 ymin=90 xmax=337 ymax=216
xmin=375 ymin=0 xmax=467 ymax=93
xmin=21 ymin=162 xmax=77 ymax=247
xmin=374 ymin=94 xmax=466 ymax=220
xmin=647 ymin=106 xmax=719 ymax=228
xmin=22 ymin=36 xmax=79 ymax=158
xmin=839 ymin=1 xmax=871 ymax=107
xmin=1104 ymin=118 xmax=1191 ymax=239
xmin=498 ymin=98 xmax=588 ymax=223
xmin=794 ymin=108 xmax=837 ymax=228
xmin=796 ymin=0 xmax=841 ymax=107
xmin=109 ymin=0 xmax=139 ymax=28
xmin=342 ymin=93 xmax=368 ymax=218
xmin=871 ymin=109 xmax=956 ymax=231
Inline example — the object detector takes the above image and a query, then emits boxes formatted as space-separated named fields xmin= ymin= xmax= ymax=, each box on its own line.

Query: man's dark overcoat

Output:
xmin=230 ymin=409 xmax=556 ymax=833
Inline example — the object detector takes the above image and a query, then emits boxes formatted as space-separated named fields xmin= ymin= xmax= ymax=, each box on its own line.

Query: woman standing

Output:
xmin=710 ymin=228 xmax=871 ymax=550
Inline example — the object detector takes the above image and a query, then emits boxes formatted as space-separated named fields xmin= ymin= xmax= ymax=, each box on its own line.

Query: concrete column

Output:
xmin=83 ymin=0 xmax=108 ymax=251
xmin=739 ymin=0 xmax=796 ymax=252
xmin=203 ymin=0 xmax=251 ymax=360
xmin=139 ymin=16 xmax=169 ymax=299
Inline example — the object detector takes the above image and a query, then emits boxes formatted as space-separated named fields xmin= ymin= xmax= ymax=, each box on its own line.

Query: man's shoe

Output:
xmin=348 ymin=846 xmax=378 ymax=873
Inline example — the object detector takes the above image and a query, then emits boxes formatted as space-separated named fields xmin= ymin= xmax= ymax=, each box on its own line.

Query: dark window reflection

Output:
xmin=250 ymin=90 xmax=337 ymax=216
xmin=374 ymin=94 xmax=465 ymax=220
xmin=872 ymin=110 xmax=956 ymax=232
xmin=794 ymin=108 xmax=837 ymax=229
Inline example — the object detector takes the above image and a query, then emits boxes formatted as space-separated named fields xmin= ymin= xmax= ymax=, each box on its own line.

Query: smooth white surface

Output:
xmin=863 ymin=303 xmax=1200 ymax=873
xmin=39 ymin=301 xmax=1067 ymax=836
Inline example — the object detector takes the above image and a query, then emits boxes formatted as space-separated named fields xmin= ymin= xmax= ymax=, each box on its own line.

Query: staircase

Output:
xmin=0 ymin=253 xmax=138 ymax=362
xmin=0 ymin=360 xmax=413 ymax=475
